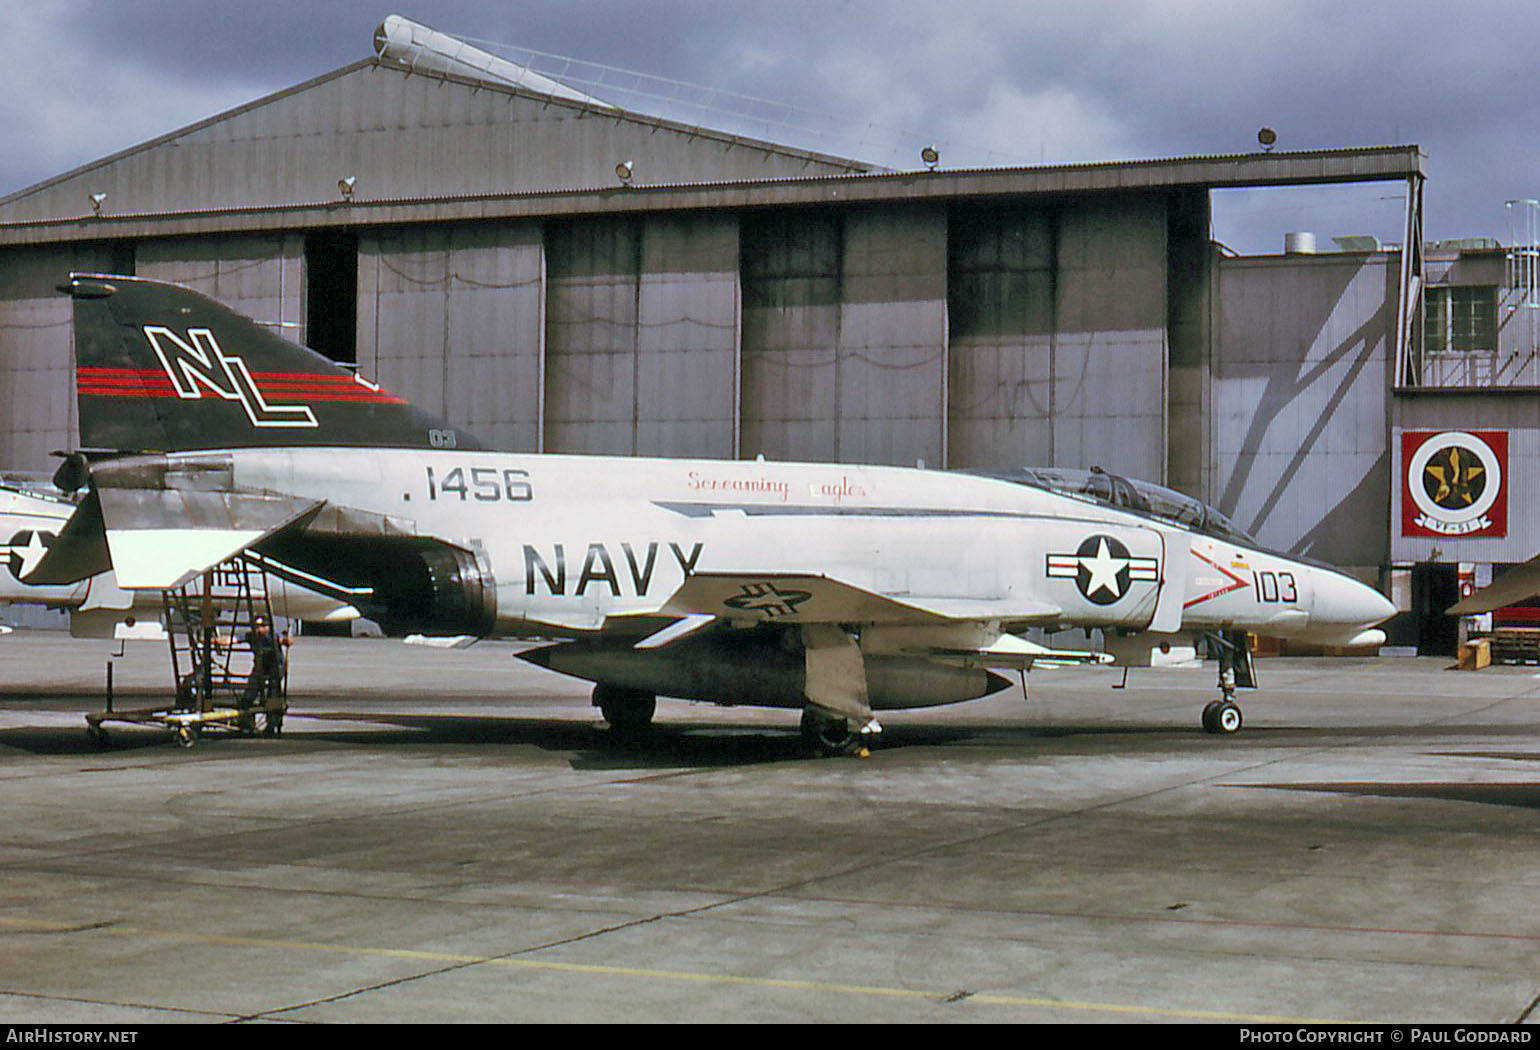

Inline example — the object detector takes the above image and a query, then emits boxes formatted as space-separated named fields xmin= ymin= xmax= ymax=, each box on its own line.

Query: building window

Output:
xmin=1425 ymin=285 xmax=1497 ymax=353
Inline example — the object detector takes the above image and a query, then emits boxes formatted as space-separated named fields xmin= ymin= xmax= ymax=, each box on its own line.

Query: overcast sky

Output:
xmin=3 ymin=0 xmax=1538 ymax=253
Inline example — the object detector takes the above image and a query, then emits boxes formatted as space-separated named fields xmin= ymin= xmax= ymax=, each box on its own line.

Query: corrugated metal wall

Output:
xmin=946 ymin=197 xmax=1168 ymax=480
xmin=947 ymin=204 xmax=1057 ymax=469
xmin=358 ymin=223 xmax=544 ymax=451
xmin=740 ymin=209 xmax=844 ymax=462
xmin=542 ymin=214 xmax=739 ymax=457
xmin=835 ymin=206 xmax=948 ymax=467
xmin=1050 ymin=197 xmax=1168 ymax=480
xmin=0 ymin=196 xmax=1184 ymax=476
xmin=1212 ymin=254 xmax=1395 ymax=568
xmin=0 ymin=245 xmax=107 ymax=467
xmin=136 ymin=234 xmax=304 ymax=334
xmin=542 ymin=215 xmax=642 ymax=454
xmin=634 ymin=213 xmax=739 ymax=458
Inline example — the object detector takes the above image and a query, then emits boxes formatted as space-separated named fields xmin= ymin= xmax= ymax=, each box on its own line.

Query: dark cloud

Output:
xmin=4 ymin=0 xmax=1537 ymax=248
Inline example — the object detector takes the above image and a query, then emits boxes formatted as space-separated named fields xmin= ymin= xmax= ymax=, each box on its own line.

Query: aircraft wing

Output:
xmin=662 ymin=571 xmax=1060 ymax=626
xmin=1448 ymin=554 xmax=1540 ymax=615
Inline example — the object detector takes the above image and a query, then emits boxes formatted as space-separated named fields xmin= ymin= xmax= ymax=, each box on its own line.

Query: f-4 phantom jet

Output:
xmin=31 ymin=274 xmax=1394 ymax=752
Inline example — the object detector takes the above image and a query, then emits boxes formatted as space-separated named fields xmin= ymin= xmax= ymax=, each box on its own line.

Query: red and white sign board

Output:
xmin=1400 ymin=430 xmax=1508 ymax=538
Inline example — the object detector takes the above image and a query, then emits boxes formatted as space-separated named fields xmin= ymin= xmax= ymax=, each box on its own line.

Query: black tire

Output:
xmin=1202 ymin=700 xmax=1243 ymax=735
xmin=1201 ymin=700 xmax=1222 ymax=733
xmin=594 ymin=684 xmax=656 ymax=735
xmin=800 ymin=709 xmax=859 ymax=757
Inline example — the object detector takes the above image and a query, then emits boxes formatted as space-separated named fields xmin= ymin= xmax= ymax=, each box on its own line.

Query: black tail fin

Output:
xmin=64 ymin=273 xmax=481 ymax=453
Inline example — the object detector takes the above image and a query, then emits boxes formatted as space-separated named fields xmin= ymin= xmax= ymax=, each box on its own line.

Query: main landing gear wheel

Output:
xmin=594 ymin=684 xmax=656 ymax=737
xmin=800 ymin=710 xmax=870 ymax=757
xmin=1201 ymin=699 xmax=1243 ymax=735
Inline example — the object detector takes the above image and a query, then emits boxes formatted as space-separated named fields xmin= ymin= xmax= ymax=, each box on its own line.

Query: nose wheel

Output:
xmin=1201 ymin=698 xmax=1243 ymax=734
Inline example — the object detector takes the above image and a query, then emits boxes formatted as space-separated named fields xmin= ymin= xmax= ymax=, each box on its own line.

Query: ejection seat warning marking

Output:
xmin=1183 ymin=549 xmax=1251 ymax=609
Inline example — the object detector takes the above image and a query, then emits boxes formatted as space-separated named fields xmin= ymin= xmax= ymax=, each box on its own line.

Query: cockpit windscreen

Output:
xmin=967 ymin=466 xmax=1255 ymax=545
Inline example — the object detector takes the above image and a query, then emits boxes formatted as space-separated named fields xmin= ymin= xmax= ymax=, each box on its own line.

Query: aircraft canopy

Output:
xmin=970 ymin=466 xmax=1255 ymax=545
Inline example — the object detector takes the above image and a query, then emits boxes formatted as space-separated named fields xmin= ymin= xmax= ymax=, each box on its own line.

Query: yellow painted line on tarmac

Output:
xmin=0 ymin=915 xmax=1346 ymax=1023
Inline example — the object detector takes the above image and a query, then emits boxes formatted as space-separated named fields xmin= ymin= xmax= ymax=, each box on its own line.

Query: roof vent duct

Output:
xmin=372 ymin=14 xmax=612 ymax=109
xmin=1284 ymin=231 xmax=1317 ymax=255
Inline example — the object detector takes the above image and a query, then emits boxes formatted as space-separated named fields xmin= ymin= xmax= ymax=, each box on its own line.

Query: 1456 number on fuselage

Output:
xmin=425 ymin=465 xmax=532 ymax=503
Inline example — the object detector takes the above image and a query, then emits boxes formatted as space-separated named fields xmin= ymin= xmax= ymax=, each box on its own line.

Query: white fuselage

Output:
xmin=226 ymin=448 xmax=1394 ymax=645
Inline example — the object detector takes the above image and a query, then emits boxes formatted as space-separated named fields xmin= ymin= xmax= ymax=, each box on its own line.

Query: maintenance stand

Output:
xmin=86 ymin=558 xmax=289 ymax=748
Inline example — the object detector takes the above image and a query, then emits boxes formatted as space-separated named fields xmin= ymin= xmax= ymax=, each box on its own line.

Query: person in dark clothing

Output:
xmin=242 ymin=616 xmax=288 ymax=706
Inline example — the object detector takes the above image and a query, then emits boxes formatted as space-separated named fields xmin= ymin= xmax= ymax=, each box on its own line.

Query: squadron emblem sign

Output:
xmin=1401 ymin=430 xmax=1508 ymax=538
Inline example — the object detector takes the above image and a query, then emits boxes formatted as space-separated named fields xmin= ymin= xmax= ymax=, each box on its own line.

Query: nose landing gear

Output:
xmin=1201 ymin=694 xmax=1243 ymax=734
xmin=1201 ymin=630 xmax=1254 ymax=735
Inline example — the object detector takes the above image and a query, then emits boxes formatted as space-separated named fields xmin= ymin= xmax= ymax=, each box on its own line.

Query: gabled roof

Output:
xmin=0 ymin=57 xmax=876 ymax=225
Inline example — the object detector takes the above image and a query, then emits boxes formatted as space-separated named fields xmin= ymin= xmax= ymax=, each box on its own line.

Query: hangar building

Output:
xmin=6 ymin=17 xmax=1523 ymax=653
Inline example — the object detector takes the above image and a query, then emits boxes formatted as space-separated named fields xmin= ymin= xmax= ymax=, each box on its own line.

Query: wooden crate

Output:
xmin=1458 ymin=638 xmax=1491 ymax=670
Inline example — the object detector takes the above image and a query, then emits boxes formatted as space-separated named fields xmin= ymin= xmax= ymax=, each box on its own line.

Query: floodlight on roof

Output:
xmin=920 ymin=145 xmax=939 ymax=170
xmin=338 ymin=176 xmax=357 ymax=201
xmin=615 ymin=160 xmax=633 ymax=186
xmin=1257 ymin=127 xmax=1277 ymax=151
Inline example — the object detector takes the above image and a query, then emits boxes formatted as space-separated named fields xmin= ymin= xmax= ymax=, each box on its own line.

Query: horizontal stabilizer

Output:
xmin=22 ymin=487 xmax=111 ymax=585
xmin=663 ymin=572 xmax=1059 ymax=626
xmin=96 ymin=487 xmax=323 ymax=589
xmin=1448 ymin=554 xmax=1540 ymax=615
